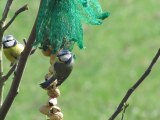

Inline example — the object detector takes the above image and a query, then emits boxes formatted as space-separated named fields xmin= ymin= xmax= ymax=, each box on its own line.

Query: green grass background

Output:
xmin=1 ymin=0 xmax=160 ymax=120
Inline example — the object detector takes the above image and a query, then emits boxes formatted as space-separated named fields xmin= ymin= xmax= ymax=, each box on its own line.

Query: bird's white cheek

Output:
xmin=60 ymin=54 xmax=72 ymax=62
xmin=4 ymin=41 xmax=15 ymax=47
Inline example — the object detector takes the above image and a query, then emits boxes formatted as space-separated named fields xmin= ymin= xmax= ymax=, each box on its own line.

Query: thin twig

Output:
xmin=0 ymin=81 xmax=4 ymax=107
xmin=0 ymin=34 xmax=4 ymax=108
xmin=0 ymin=0 xmax=28 ymax=108
xmin=0 ymin=20 xmax=36 ymax=120
xmin=23 ymin=38 xmax=27 ymax=45
xmin=30 ymin=48 xmax=36 ymax=55
xmin=108 ymin=48 xmax=160 ymax=120
xmin=1 ymin=64 xmax=16 ymax=83
xmin=121 ymin=103 xmax=129 ymax=120
xmin=23 ymin=38 xmax=36 ymax=55
xmin=0 ymin=2 xmax=28 ymax=109
xmin=1 ymin=0 xmax=14 ymax=22
xmin=3 ymin=4 xmax=28 ymax=31
xmin=0 ymin=0 xmax=14 ymax=108
xmin=0 ymin=0 xmax=41 ymax=119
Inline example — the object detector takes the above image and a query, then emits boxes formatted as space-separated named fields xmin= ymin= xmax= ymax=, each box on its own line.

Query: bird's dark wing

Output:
xmin=40 ymin=76 xmax=57 ymax=89
xmin=54 ymin=62 xmax=73 ymax=86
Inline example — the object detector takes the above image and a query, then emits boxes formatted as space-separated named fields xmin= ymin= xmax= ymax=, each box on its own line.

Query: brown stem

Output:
xmin=1 ymin=64 xmax=16 ymax=83
xmin=0 ymin=33 xmax=3 ymax=76
xmin=108 ymin=49 xmax=160 ymax=120
xmin=0 ymin=81 xmax=4 ymax=107
xmin=1 ymin=0 xmax=14 ymax=22
xmin=23 ymin=39 xmax=37 ymax=55
xmin=23 ymin=39 xmax=27 ymax=45
xmin=0 ymin=64 xmax=16 ymax=107
xmin=3 ymin=4 xmax=28 ymax=31
xmin=0 ymin=20 xmax=36 ymax=120
xmin=121 ymin=103 xmax=129 ymax=120
xmin=0 ymin=0 xmax=14 ymax=67
xmin=0 ymin=0 xmax=14 ymax=107
xmin=30 ymin=49 xmax=36 ymax=55
xmin=0 ymin=1 xmax=28 ymax=108
xmin=0 ymin=0 xmax=41 ymax=118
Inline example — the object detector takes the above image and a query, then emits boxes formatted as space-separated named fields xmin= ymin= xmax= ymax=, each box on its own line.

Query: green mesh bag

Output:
xmin=34 ymin=0 xmax=110 ymax=54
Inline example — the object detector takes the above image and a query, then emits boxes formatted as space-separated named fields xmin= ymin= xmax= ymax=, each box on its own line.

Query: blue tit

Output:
xmin=40 ymin=50 xmax=74 ymax=89
xmin=2 ymin=35 xmax=24 ymax=65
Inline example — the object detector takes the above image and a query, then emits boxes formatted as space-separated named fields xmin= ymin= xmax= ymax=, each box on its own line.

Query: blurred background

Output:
xmin=0 ymin=0 xmax=160 ymax=120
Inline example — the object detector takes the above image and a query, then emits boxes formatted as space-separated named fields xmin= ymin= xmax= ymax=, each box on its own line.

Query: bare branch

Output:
xmin=108 ymin=48 xmax=160 ymax=120
xmin=0 ymin=0 xmax=28 ymax=109
xmin=23 ymin=38 xmax=36 ymax=55
xmin=121 ymin=103 xmax=129 ymax=120
xmin=0 ymin=0 xmax=16 ymax=104
xmin=0 ymin=81 xmax=4 ymax=107
xmin=23 ymin=38 xmax=27 ymax=45
xmin=0 ymin=41 xmax=4 ymax=108
xmin=3 ymin=4 xmax=28 ymax=31
xmin=1 ymin=0 xmax=14 ymax=22
xmin=1 ymin=64 xmax=16 ymax=83
xmin=0 ymin=0 xmax=42 ymax=118
xmin=0 ymin=45 xmax=3 ymax=76
xmin=30 ymin=48 xmax=36 ymax=55
xmin=0 ymin=19 xmax=36 ymax=120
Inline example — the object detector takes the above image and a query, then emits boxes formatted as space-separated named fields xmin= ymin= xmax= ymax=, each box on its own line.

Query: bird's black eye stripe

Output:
xmin=57 ymin=53 xmax=67 ymax=57
xmin=3 ymin=40 xmax=17 ymax=48
xmin=3 ymin=40 xmax=13 ymax=43
xmin=57 ymin=52 xmax=71 ymax=57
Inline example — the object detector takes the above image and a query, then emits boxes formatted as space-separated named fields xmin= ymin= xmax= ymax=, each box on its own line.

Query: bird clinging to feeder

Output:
xmin=40 ymin=49 xmax=74 ymax=89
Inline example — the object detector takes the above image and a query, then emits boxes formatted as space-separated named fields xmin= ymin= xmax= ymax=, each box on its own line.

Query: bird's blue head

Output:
xmin=57 ymin=50 xmax=73 ymax=64
xmin=2 ymin=35 xmax=17 ymax=48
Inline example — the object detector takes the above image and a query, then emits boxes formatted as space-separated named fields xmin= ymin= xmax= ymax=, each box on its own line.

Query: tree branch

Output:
xmin=0 ymin=20 xmax=36 ymax=120
xmin=1 ymin=64 xmax=16 ymax=83
xmin=0 ymin=0 xmax=28 ymax=108
xmin=0 ymin=0 xmax=14 ymax=108
xmin=23 ymin=38 xmax=27 ymax=45
xmin=121 ymin=103 xmax=129 ymax=120
xmin=3 ymin=4 xmax=28 ymax=31
xmin=0 ymin=0 xmax=41 ymax=118
xmin=23 ymin=38 xmax=37 ymax=55
xmin=1 ymin=0 xmax=14 ymax=22
xmin=0 ymin=80 xmax=4 ymax=107
xmin=108 ymin=48 xmax=160 ymax=120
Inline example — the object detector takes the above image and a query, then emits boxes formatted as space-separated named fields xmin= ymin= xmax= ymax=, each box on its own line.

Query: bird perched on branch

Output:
xmin=2 ymin=35 xmax=24 ymax=66
xmin=40 ymin=49 xmax=74 ymax=89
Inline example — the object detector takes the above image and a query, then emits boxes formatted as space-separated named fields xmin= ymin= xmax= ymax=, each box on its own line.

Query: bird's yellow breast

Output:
xmin=3 ymin=44 xmax=24 ymax=63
